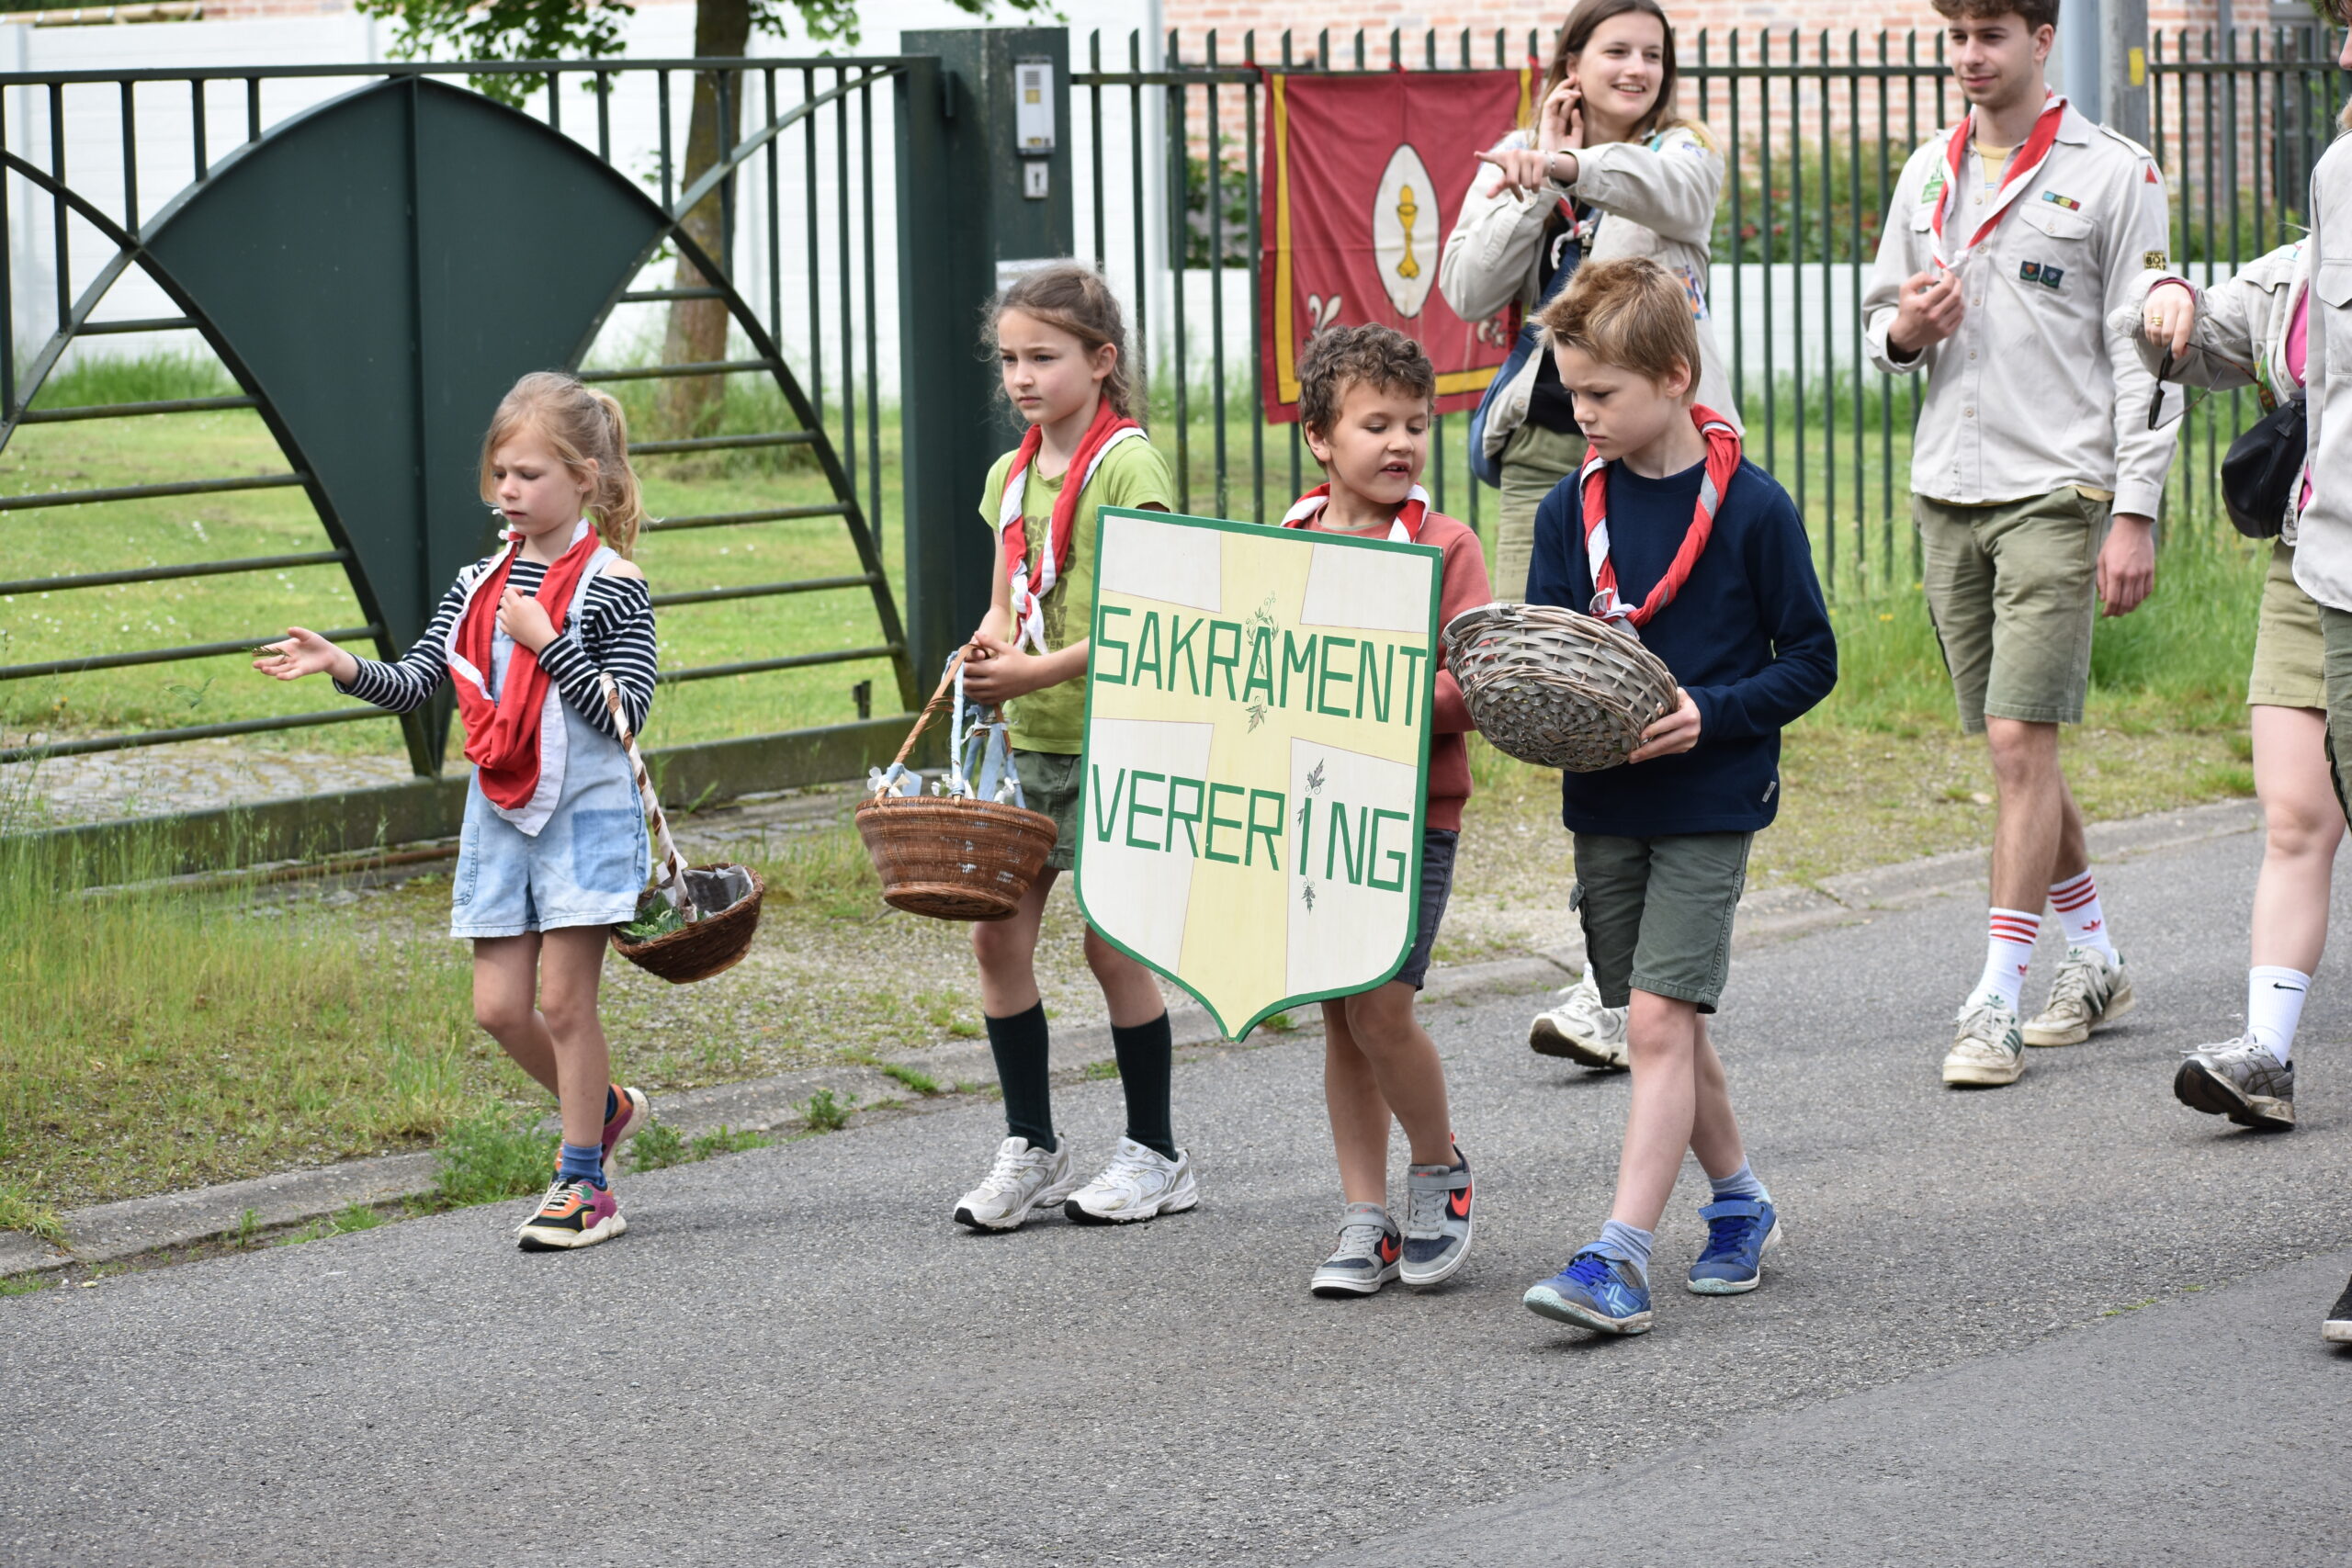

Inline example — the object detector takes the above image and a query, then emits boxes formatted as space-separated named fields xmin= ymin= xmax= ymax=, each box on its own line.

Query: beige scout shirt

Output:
xmin=2291 ymin=136 xmax=2352 ymax=611
xmin=1862 ymin=102 xmax=2177 ymax=518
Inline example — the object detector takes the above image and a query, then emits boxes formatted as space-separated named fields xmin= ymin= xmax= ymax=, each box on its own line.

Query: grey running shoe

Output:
xmin=2324 ymin=1277 xmax=2352 ymax=1345
xmin=1942 ymin=994 xmax=2026 ymax=1088
xmin=2023 ymin=946 xmax=2135 ymax=1046
xmin=1400 ymin=1148 xmax=1475 ymax=1287
xmin=2174 ymin=1034 xmax=2295 ymax=1130
xmin=1309 ymin=1204 xmax=1401 ymax=1298
xmin=1529 ymin=969 xmax=1630 ymax=1070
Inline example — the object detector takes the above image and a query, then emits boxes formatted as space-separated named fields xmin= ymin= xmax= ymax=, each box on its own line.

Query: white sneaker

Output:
xmin=1942 ymin=994 xmax=2026 ymax=1088
xmin=1064 ymin=1136 xmax=1199 ymax=1225
xmin=953 ymin=1136 xmax=1080 ymax=1232
xmin=2023 ymin=946 xmax=2135 ymax=1046
xmin=1529 ymin=968 xmax=1629 ymax=1069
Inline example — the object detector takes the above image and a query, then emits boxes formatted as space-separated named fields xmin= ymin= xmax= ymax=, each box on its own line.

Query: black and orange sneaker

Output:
xmin=1401 ymin=1146 xmax=1474 ymax=1287
xmin=1310 ymin=1204 xmax=1401 ymax=1298
xmin=515 ymin=1177 xmax=628 ymax=1251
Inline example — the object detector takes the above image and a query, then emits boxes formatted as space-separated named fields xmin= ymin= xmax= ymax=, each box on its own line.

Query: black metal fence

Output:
xmin=0 ymin=55 xmax=912 ymax=782
xmin=1072 ymin=25 xmax=2345 ymax=595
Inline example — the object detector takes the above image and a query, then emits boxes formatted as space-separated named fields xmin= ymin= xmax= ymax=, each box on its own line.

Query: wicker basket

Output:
xmin=611 ymin=863 xmax=767 ymax=983
xmin=854 ymin=655 xmax=1058 ymax=921
xmin=591 ymin=673 xmax=766 ymax=984
xmin=1442 ymin=602 xmax=1679 ymax=773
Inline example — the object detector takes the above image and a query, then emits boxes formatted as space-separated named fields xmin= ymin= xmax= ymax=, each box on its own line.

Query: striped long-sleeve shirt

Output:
xmin=335 ymin=556 xmax=659 ymax=744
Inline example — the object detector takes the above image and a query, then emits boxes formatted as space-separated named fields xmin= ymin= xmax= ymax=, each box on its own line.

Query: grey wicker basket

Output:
xmin=1442 ymin=602 xmax=1679 ymax=773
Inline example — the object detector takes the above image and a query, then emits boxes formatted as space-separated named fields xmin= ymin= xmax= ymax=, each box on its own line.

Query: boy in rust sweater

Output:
xmin=1280 ymin=324 xmax=1490 ymax=1299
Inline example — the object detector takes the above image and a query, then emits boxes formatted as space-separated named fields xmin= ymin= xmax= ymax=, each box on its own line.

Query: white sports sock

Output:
xmin=2246 ymin=966 xmax=2310 ymax=1064
xmin=2048 ymin=870 xmax=2118 ymax=962
xmin=1975 ymin=908 xmax=2041 ymax=1011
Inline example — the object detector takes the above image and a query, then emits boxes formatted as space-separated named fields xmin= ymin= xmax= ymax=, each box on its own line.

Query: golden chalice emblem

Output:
xmin=1396 ymin=184 xmax=1420 ymax=280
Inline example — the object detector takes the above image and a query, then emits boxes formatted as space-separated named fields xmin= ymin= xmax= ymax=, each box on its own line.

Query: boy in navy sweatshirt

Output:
xmin=1518 ymin=258 xmax=1837 ymax=1337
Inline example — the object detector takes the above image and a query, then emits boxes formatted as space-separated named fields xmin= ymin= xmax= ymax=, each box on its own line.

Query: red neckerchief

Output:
xmin=1000 ymin=399 xmax=1144 ymax=653
xmin=455 ymin=526 xmax=601 ymax=811
xmin=1577 ymin=406 xmax=1742 ymax=630
xmin=1930 ymin=94 xmax=2067 ymax=273
xmin=1278 ymin=482 xmax=1430 ymax=540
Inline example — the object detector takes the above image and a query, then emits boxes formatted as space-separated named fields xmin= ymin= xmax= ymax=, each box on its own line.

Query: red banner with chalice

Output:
xmin=1260 ymin=68 xmax=1532 ymax=423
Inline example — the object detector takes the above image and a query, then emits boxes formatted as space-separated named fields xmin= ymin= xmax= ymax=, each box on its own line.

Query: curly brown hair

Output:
xmin=1295 ymin=324 xmax=1436 ymax=456
xmin=1930 ymin=0 xmax=2060 ymax=31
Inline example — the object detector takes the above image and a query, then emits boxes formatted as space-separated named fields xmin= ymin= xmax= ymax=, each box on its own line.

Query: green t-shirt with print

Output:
xmin=975 ymin=435 xmax=1175 ymax=754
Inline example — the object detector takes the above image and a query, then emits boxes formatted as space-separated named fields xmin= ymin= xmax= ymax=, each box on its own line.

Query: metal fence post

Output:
xmin=2104 ymin=0 xmax=2151 ymax=146
xmin=896 ymin=27 xmax=1076 ymax=685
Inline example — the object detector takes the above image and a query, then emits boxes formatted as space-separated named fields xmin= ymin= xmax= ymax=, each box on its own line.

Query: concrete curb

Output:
xmin=0 ymin=796 xmax=2261 ymax=1280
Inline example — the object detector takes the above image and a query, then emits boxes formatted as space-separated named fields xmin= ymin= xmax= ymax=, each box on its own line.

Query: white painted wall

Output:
xmin=1 ymin=0 xmax=1172 ymax=408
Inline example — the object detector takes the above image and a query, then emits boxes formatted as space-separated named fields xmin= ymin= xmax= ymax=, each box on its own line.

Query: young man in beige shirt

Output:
xmin=1861 ymin=0 xmax=2177 ymax=1089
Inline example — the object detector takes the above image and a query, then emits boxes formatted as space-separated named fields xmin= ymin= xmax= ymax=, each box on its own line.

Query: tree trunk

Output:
xmin=660 ymin=0 xmax=753 ymax=437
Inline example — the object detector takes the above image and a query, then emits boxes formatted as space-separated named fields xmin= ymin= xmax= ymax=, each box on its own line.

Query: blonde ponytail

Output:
xmin=478 ymin=370 xmax=647 ymax=559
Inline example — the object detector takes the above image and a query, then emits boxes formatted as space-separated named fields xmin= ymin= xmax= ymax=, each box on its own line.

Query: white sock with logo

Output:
xmin=2246 ymin=966 xmax=2310 ymax=1065
xmin=2048 ymin=870 xmax=2118 ymax=963
xmin=1974 ymin=908 xmax=2041 ymax=1012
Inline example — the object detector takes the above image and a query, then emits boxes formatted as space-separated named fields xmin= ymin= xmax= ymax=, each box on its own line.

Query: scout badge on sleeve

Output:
xmin=855 ymin=653 xmax=1058 ymax=921
xmin=1074 ymin=506 xmax=1442 ymax=1038
xmin=601 ymin=673 xmax=767 ymax=984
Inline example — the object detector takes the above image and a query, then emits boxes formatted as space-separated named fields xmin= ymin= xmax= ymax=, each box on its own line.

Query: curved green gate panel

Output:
xmin=107 ymin=74 xmax=907 ymax=774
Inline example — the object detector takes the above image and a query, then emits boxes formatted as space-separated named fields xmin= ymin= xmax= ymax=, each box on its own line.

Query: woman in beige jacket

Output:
xmin=1439 ymin=0 xmax=1737 ymax=609
xmin=1442 ymin=0 xmax=1736 ymax=1070
xmin=2124 ymin=242 xmax=2329 ymax=1138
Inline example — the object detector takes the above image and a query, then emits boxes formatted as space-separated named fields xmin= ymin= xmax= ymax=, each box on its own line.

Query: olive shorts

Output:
xmin=2249 ymin=539 xmax=2327 ymax=711
xmin=1916 ymin=487 xmax=2109 ymax=734
xmin=1492 ymin=421 xmax=1586 ymax=604
xmin=2317 ymin=606 xmax=2352 ymax=828
xmin=1013 ymin=747 xmax=1082 ymax=872
xmin=1572 ymin=830 xmax=1754 ymax=1014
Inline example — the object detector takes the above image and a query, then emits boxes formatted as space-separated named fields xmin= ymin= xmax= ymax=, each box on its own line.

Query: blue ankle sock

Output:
xmin=604 ymin=1086 xmax=619 ymax=1124
xmin=558 ymin=1141 xmax=605 ymax=1188
xmin=1708 ymin=1161 xmax=1770 ymax=1205
xmin=1591 ymin=1219 xmax=1655 ymax=1280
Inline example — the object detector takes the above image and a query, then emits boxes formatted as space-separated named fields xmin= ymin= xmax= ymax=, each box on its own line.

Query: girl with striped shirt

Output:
xmin=255 ymin=371 xmax=659 ymax=1251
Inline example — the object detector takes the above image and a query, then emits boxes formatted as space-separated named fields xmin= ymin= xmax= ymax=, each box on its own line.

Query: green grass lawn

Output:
xmin=0 ymin=353 xmax=2277 ymax=1235
xmin=0 ymin=354 xmax=908 ymax=761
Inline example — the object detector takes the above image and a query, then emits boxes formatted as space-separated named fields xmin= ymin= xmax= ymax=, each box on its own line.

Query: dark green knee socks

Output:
xmin=1113 ymin=1011 xmax=1177 ymax=1161
xmin=984 ymin=1004 xmax=1177 ymax=1162
xmin=984 ymin=1001 xmax=1057 ymax=1153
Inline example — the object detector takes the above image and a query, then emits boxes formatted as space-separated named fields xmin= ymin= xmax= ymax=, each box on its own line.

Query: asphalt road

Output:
xmin=5 ymin=826 xmax=2350 ymax=1566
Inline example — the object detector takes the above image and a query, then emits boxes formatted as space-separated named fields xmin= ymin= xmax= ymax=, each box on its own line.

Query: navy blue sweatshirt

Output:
xmin=1525 ymin=454 xmax=1837 ymax=837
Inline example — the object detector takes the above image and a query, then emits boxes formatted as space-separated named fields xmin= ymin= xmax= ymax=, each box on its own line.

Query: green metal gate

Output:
xmin=0 ymin=56 xmax=916 ymax=862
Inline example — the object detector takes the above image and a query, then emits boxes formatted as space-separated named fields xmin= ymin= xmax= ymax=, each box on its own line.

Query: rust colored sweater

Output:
xmin=1300 ymin=509 xmax=1488 ymax=834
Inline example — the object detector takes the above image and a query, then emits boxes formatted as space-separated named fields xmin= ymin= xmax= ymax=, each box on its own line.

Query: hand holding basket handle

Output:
xmin=595 ymin=671 xmax=766 ymax=983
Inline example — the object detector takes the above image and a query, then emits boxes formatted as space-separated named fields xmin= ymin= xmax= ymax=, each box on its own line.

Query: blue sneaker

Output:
xmin=1523 ymin=1249 xmax=1653 ymax=1335
xmin=1686 ymin=1197 xmax=1781 ymax=1295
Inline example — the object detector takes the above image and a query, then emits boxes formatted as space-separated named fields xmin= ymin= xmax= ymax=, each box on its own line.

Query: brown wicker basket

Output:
xmin=1442 ymin=602 xmax=1679 ymax=773
xmin=610 ymin=863 xmax=767 ymax=983
xmin=856 ymin=795 xmax=1057 ymax=920
xmin=854 ymin=654 xmax=1058 ymax=921
xmin=591 ymin=674 xmax=766 ymax=984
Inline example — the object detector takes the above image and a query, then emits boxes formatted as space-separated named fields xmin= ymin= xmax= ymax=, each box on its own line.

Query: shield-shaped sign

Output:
xmin=1076 ymin=507 xmax=1442 ymax=1039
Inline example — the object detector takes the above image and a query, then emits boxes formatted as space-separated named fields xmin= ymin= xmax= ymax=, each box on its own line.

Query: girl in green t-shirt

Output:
xmin=951 ymin=263 xmax=1193 ymax=1233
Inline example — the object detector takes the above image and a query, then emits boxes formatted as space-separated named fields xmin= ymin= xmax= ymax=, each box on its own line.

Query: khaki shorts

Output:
xmin=1492 ymin=421 xmax=1585 ymax=604
xmin=1572 ymin=830 xmax=1753 ymax=1014
xmin=1916 ymin=488 xmax=2109 ymax=734
xmin=2249 ymin=539 xmax=2327 ymax=711
xmin=2320 ymin=606 xmax=2352 ymax=827
xmin=1012 ymin=748 xmax=1081 ymax=872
